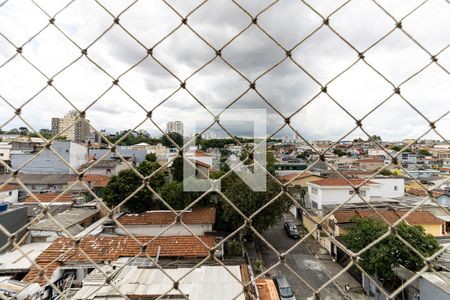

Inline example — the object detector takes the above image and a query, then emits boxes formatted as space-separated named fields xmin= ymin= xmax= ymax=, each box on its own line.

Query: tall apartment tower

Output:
xmin=166 ymin=121 xmax=184 ymax=136
xmin=51 ymin=110 xmax=91 ymax=142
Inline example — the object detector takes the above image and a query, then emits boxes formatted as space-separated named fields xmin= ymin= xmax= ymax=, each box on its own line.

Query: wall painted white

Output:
xmin=307 ymin=183 xmax=373 ymax=210
xmin=0 ymin=142 xmax=11 ymax=161
xmin=370 ymin=177 xmax=405 ymax=198
xmin=116 ymin=224 xmax=212 ymax=236
xmin=0 ymin=189 xmax=18 ymax=203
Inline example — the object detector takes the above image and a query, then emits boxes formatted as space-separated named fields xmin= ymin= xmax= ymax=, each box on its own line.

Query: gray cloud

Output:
xmin=0 ymin=0 xmax=448 ymax=142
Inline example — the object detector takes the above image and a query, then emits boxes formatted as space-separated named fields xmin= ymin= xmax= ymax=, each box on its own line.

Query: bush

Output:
xmin=226 ymin=239 xmax=243 ymax=257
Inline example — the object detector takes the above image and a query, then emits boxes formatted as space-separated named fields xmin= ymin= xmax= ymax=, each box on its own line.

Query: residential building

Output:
xmin=68 ymin=174 xmax=109 ymax=198
xmin=226 ymin=144 xmax=243 ymax=157
xmin=435 ymin=149 xmax=450 ymax=167
xmin=89 ymin=147 xmax=147 ymax=164
xmin=0 ymin=174 xmax=77 ymax=196
xmin=318 ymin=209 xmax=444 ymax=260
xmin=0 ymin=206 xmax=27 ymax=252
xmin=21 ymin=235 xmax=215 ymax=296
xmin=353 ymin=158 xmax=386 ymax=171
xmin=130 ymin=142 xmax=167 ymax=158
xmin=0 ymin=141 xmax=41 ymax=174
xmin=278 ymin=171 xmax=323 ymax=188
xmin=11 ymin=203 xmax=71 ymax=223
xmin=440 ymin=167 xmax=450 ymax=175
xmin=202 ymin=131 xmax=218 ymax=140
xmin=79 ymin=158 xmax=130 ymax=176
xmin=24 ymin=192 xmax=76 ymax=204
xmin=0 ymin=242 xmax=51 ymax=276
xmin=408 ymin=169 xmax=441 ymax=178
xmin=278 ymin=171 xmax=323 ymax=218
xmin=28 ymin=207 xmax=99 ymax=242
xmin=166 ymin=120 xmax=184 ymax=136
xmin=0 ymin=184 xmax=18 ymax=203
xmin=401 ymin=152 xmax=418 ymax=165
xmin=0 ymin=279 xmax=40 ymax=299
xmin=419 ymin=272 xmax=450 ymax=300
xmin=368 ymin=149 xmax=395 ymax=160
xmin=72 ymin=265 xmax=246 ymax=300
xmin=329 ymin=209 xmax=444 ymax=238
xmin=11 ymin=141 xmax=87 ymax=174
xmin=307 ymin=179 xmax=377 ymax=212
xmin=370 ymin=177 xmax=405 ymax=198
xmin=51 ymin=110 xmax=91 ymax=142
xmin=274 ymin=162 xmax=308 ymax=175
xmin=116 ymin=207 xmax=216 ymax=236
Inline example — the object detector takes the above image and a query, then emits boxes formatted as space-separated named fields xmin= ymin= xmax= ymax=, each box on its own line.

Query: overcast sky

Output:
xmin=0 ymin=0 xmax=448 ymax=142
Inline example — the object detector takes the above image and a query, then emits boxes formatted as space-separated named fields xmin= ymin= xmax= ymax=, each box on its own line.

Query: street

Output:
xmin=257 ymin=216 xmax=346 ymax=300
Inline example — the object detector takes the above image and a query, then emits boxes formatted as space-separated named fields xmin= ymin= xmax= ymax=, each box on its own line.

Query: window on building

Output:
xmin=311 ymin=187 xmax=318 ymax=195
xmin=394 ymin=186 xmax=398 ymax=191
xmin=349 ymin=190 xmax=354 ymax=195
xmin=8 ymin=191 xmax=12 ymax=196
xmin=360 ymin=190 xmax=366 ymax=196
xmin=311 ymin=201 xmax=318 ymax=209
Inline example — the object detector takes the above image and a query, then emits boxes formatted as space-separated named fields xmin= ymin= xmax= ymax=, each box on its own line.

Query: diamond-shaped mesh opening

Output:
xmin=0 ymin=1 xmax=449 ymax=299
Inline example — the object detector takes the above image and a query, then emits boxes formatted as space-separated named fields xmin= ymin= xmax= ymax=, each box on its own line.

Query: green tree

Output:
xmin=391 ymin=145 xmax=402 ymax=152
xmin=342 ymin=218 xmax=440 ymax=285
xmin=145 ymin=153 xmax=157 ymax=162
xmin=266 ymin=151 xmax=276 ymax=175
xmin=171 ymin=155 xmax=184 ymax=182
xmin=378 ymin=168 xmax=393 ymax=176
xmin=296 ymin=151 xmax=309 ymax=160
xmin=333 ymin=148 xmax=346 ymax=157
xmin=161 ymin=132 xmax=184 ymax=148
xmin=106 ymin=130 xmax=161 ymax=146
xmin=103 ymin=158 xmax=166 ymax=212
xmin=159 ymin=181 xmax=184 ymax=209
xmin=38 ymin=129 xmax=52 ymax=139
xmin=138 ymin=160 xmax=166 ymax=187
xmin=220 ymin=174 xmax=291 ymax=232
xmin=159 ymin=179 xmax=206 ymax=210
xmin=418 ymin=149 xmax=431 ymax=156
xmin=370 ymin=135 xmax=382 ymax=142
xmin=19 ymin=127 xmax=29 ymax=136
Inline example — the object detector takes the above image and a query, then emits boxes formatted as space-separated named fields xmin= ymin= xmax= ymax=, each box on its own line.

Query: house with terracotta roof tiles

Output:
xmin=328 ymin=209 xmax=444 ymax=237
xmin=24 ymin=192 xmax=75 ymax=204
xmin=116 ymin=207 xmax=216 ymax=236
xmin=321 ymin=209 xmax=444 ymax=259
xmin=20 ymin=235 xmax=216 ymax=299
xmin=278 ymin=171 xmax=323 ymax=218
xmin=307 ymin=178 xmax=378 ymax=212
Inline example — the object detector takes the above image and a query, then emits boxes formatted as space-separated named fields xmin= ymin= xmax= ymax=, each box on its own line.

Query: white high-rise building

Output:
xmin=51 ymin=110 xmax=91 ymax=142
xmin=202 ymin=132 xmax=217 ymax=140
xmin=166 ymin=121 xmax=184 ymax=136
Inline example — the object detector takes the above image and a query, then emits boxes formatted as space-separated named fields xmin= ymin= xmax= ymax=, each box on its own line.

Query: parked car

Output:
xmin=284 ymin=221 xmax=300 ymax=239
xmin=273 ymin=275 xmax=296 ymax=300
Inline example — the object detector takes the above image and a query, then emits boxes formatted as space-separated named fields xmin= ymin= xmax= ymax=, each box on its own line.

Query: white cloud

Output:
xmin=0 ymin=0 xmax=448 ymax=142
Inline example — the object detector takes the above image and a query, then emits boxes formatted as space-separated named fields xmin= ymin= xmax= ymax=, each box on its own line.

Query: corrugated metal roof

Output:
xmin=11 ymin=203 xmax=71 ymax=218
xmin=73 ymin=265 xmax=245 ymax=300
xmin=0 ymin=243 xmax=50 ymax=271
xmin=28 ymin=208 xmax=98 ymax=231
xmin=0 ymin=174 xmax=77 ymax=185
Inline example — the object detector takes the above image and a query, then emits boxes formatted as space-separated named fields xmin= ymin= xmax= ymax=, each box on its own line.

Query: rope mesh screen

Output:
xmin=0 ymin=0 xmax=449 ymax=299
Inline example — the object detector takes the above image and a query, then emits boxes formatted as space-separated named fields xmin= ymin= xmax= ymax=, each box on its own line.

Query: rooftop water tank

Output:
xmin=0 ymin=201 xmax=8 ymax=212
